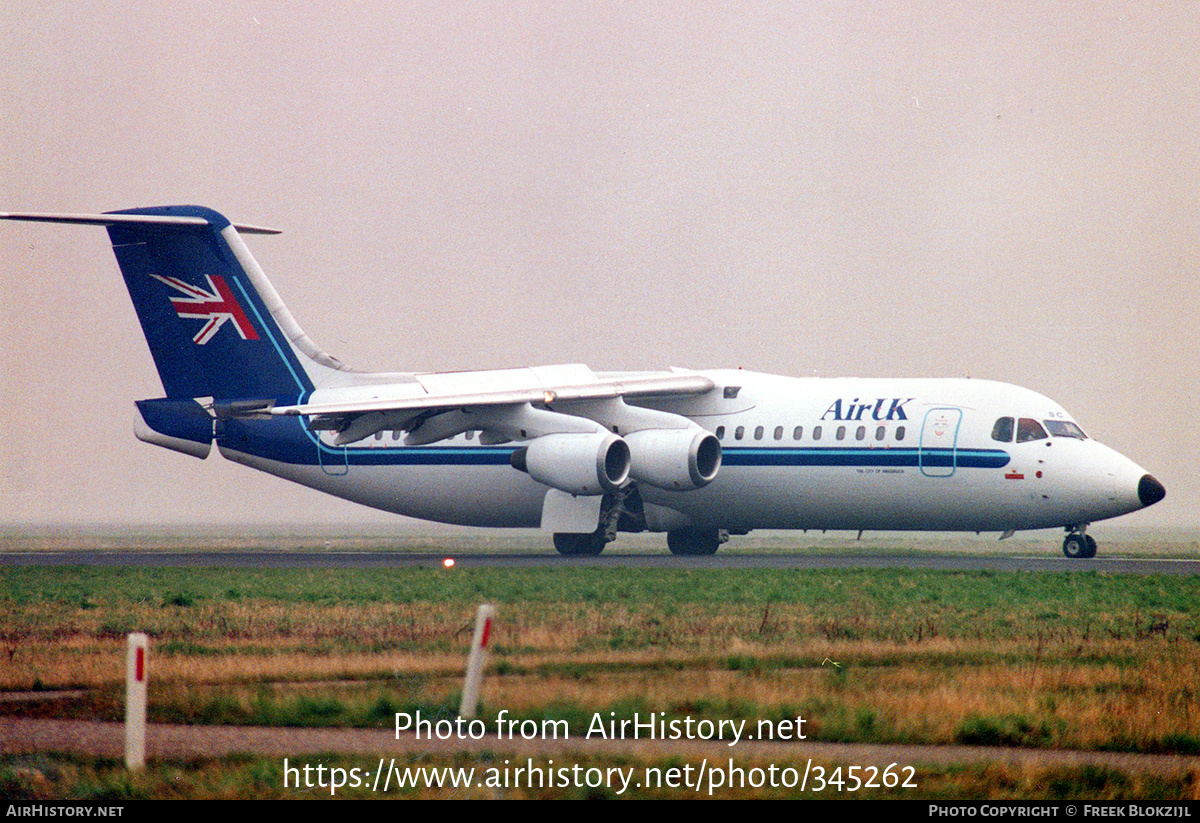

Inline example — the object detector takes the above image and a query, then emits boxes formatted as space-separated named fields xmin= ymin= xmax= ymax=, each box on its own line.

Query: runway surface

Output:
xmin=2 ymin=550 xmax=1199 ymax=574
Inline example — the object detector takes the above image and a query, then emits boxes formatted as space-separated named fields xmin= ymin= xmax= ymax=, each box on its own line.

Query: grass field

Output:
xmin=2 ymin=529 xmax=1199 ymax=799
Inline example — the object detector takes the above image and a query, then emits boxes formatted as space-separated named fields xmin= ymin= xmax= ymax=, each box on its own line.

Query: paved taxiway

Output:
xmin=1 ymin=551 xmax=1198 ymax=574
xmin=3 ymin=716 xmax=1198 ymax=776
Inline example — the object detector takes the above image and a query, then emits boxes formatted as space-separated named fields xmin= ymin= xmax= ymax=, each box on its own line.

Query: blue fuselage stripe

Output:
xmin=345 ymin=446 xmax=517 ymax=466
xmin=287 ymin=444 xmax=1010 ymax=470
xmin=722 ymin=447 xmax=1009 ymax=469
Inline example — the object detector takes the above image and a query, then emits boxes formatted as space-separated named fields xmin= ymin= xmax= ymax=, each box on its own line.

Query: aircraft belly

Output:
xmin=644 ymin=463 xmax=1067 ymax=532
xmin=220 ymin=446 xmax=1117 ymax=535
xmin=220 ymin=450 xmax=545 ymax=527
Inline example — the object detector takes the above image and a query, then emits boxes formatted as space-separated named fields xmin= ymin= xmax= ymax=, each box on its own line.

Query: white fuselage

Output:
xmin=220 ymin=371 xmax=1152 ymax=536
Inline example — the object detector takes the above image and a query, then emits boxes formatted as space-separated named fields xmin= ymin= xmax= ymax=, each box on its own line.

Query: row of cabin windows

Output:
xmin=370 ymin=426 xmax=913 ymax=445
xmin=352 ymin=418 xmax=1087 ymax=446
xmin=714 ymin=424 xmax=907 ymax=443
xmin=371 ymin=430 xmax=479 ymax=442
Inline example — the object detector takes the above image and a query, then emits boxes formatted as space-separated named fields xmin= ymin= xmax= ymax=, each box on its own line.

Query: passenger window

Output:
xmin=1016 ymin=418 xmax=1049 ymax=443
xmin=735 ymin=426 xmax=745 ymax=440
xmin=875 ymin=426 xmax=885 ymax=441
xmin=895 ymin=426 xmax=905 ymax=441
xmin=991 ymin=417 xmax=1014 ymax=443
xmin=774 ymin=426 xmax=783 ymax=441
xmin=855 ymin=426 xmax=866 ymax=441
xmin=836 ymin=426 xmax=846 ymax=441
xmin=754 ymin=426 xmax=764 ymax=440
xmin=374 ymin=431 xmax=383 ymax=441
xmin=465 ymin=430 xmax=474 ymax=440
xmin=716 ymin=425 xmax=726 ymax=439
xmin=813 ymin=426 xmax=823 ymax=441
xmin=793 ymin=426 xmax=803 ymax=440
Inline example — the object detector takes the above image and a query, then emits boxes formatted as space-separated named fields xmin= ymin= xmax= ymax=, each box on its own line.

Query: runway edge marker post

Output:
xmin=459 ymin=604 xmax=495 ymax=719
xmin=125 ymin=632 xmax=149 ymax=770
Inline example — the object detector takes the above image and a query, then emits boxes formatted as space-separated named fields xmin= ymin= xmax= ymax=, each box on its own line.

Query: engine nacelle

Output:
xmin=510 ymin=431 xmax=631 ymax=496
xmin=623 ymin=428 xmax=722 ymax=490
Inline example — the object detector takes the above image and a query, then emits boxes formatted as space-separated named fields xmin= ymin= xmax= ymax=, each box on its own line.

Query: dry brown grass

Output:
xmin=3 ymin=563 xmax=1199 ymax=759
xmin=12 ymin=627 xmax=1193 ymax=754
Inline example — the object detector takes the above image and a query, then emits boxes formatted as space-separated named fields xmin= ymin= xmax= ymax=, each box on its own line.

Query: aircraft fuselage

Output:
xmin=219 ymin=371 xmax=1156 ymax=537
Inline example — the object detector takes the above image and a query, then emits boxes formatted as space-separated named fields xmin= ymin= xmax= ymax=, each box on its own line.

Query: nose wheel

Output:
xmin=1062 ymin=528 xmax=1097 ymax=559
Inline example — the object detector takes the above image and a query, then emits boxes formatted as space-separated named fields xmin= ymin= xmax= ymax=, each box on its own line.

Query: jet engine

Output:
xmin=510 ymin=431 xmax=631 ymax=496
xmin=623 ymin=427 xmax=721 ymax=490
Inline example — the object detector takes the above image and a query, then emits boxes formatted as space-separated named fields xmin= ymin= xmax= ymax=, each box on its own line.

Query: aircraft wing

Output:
xmin=274 ymin=366 xmax=713 ymax=417
xmin=271 ymin=364 xmax=716 ymax=445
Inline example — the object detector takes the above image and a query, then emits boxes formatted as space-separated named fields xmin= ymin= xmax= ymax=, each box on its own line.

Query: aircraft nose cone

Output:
xmin=1138 ymin=474 xmax=1166 ymax=508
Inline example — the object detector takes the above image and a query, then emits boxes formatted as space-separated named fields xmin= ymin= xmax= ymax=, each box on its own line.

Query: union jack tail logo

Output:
xmin=151 ymin=274 xmax=259 ymax=344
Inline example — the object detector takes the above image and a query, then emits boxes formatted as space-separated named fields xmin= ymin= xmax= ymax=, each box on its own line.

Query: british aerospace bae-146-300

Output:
xmin=2 ymin=206 xmax=1165 ymax=558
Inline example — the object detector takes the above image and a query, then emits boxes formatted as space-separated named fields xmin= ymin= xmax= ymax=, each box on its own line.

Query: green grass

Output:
xmin=2 ymin=564 xmax=1198 ymax=612
xmin=2 ymin=566 xmax=1198 ymax=657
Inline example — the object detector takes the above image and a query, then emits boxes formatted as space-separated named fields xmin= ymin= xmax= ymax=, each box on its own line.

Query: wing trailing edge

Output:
xmin=272 ymin=370 xmax=715 ymax=419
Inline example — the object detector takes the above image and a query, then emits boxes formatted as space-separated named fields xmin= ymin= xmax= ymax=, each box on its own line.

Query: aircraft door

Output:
xmin=318 ymin=434 xmax=349 ymax=476
xmin=919 ymin=408 xmax=962 ymax=478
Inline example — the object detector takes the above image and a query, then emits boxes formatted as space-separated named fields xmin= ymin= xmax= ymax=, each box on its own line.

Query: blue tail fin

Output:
xmin=105 ymin=206 xmax=329 ymax=402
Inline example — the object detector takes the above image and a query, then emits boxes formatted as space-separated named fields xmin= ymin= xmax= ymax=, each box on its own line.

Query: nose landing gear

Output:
xmin=1062 ymin=526 xmax=1097 ymax=559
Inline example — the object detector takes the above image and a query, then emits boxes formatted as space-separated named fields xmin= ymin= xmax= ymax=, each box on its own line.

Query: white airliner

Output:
xmin=2 ymin=206 xmax=1165 ymax=558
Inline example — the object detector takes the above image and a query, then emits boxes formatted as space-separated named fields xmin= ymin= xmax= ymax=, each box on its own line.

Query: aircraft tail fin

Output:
xmin=4 ymin=205 xmax=349 ymax=402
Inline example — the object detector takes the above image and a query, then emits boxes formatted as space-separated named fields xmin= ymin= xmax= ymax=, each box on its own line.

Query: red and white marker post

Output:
xmin=125 ymin=632 xmax=149 ymax=770
xmin=458 ymin=604 xmax=495 ymax=719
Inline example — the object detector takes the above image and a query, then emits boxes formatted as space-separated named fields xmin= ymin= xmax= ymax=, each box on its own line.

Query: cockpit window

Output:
xmin=1044 ymin=420 xmax=1087 ymax=440
xmin=991 ymin=417 xmax=1014 ymax=443
xmin=1016 ymin=418 xmax=1049 ymax=443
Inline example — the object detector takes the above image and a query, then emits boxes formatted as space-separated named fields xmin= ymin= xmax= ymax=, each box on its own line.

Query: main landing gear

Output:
xmin=1062 ymin=525 xmax=1097 ymax=559
xmin=552 ymin=488 xmax=634 ymax=557
xmin=667 ymin=528 xmax=728 ymax=556
xmin=555 ymin=527 xmax=732 ymax=557
xmin=550 ymin=488 xmax=734 ymax=558
xmin=553 ymin=530 xmax=608 ymax=556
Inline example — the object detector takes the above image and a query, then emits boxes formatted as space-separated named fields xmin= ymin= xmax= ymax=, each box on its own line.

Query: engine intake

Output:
xmin=510 ymin=431 xmax=631 ymax=496
xmin=623 ymin=428 xmax=722 ymax=490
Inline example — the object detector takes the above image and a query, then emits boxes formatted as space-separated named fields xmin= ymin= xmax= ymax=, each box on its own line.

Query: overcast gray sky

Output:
xmin=2 ymin=1 xmax=1196 ymax=530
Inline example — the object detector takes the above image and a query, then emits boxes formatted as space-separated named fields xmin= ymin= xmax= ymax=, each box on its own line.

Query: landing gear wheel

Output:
xmin=1083 ymin=535 xmax=1097 ymax=558
xmin=1062 ymin=533 xmax=1090 ymax=559
xmin=667 ymin=529 xmax=721 ymax=556
xmin=554 ymin=531 xmax=607 ymax=556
